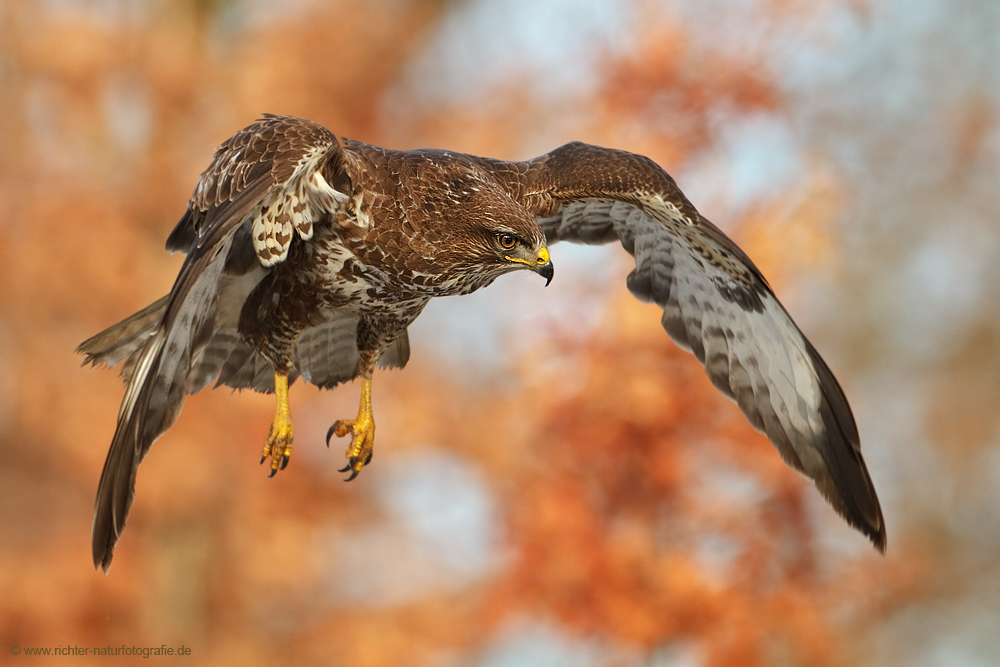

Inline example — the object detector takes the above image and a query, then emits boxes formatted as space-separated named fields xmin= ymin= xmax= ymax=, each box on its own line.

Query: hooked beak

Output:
xmin=507 ymin=246 xmax=554 ymax=286
xmin=534 ymin=247 xmax=554 ymax=286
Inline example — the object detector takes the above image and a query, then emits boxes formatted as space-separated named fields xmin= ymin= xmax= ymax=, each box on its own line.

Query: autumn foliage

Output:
xmin=0 ymin=2 xmax=946 ymax=666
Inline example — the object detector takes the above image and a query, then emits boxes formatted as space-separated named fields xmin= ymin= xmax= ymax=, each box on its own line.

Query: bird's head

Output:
xmin=416 ymin=166 xmax=553 ymax=292
xmin=453 ymin=202 xmax=553 ymax=292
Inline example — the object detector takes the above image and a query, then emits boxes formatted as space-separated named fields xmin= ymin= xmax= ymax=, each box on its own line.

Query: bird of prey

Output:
xmin=80 ymin=114 xmax=885 ymax=573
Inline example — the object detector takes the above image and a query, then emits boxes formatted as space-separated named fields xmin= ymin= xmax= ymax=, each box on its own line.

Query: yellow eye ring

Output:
xmin=498 ymin=233 xmax=517 ymax=249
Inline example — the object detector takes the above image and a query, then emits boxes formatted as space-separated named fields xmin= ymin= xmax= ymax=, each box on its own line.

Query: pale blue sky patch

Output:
xmin=321 ymin=450 xmax=502 ymax=607
xmin=400 ymin=0 xmax=636 ymax=105
xmin=476 ymin=618 xmax=614 ymax=667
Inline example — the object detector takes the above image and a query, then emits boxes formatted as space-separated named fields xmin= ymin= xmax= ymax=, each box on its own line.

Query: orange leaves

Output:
xmin=503 ymin=480 xmax=714 ymax=646
xmin=737 ymin=171 xmax=846 ymax=288
xmin=595 ymin=19 xmax=778 ymax=164
xmin=470 ymin=277 xmax=878 ymax=664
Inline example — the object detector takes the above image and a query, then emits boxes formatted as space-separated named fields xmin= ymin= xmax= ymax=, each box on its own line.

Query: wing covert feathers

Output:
xmin=165 ymin=114 xmax=350 ymax=266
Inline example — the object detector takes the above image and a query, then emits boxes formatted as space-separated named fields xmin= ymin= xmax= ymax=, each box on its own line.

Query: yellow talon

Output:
xmin=262 ymin=372 xmax=294 ymax=476
xmin=327 ymin=376 xmax=376 ymax=481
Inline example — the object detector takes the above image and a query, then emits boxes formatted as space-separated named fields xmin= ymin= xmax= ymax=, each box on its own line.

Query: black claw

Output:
xmin=280 ymin=455 xmax=289 ymax=470
xmin=326 ymin=425 xmax=336 ymax=447
xmin=267 ymin=467 xmax=277 ymax=478
xmin=260 ymin=455 xmax=266 ymax=465
xmin=364 ymin=451 xmax=373 ymax=465
xmin=340 ymin=456 xmax=362 ymax=481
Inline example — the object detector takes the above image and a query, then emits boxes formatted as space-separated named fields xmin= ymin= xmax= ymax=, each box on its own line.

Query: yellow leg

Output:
xmin=261 ymin=372 xmax=294 ymax=477
xmin=326 ymin=376 xmax=375 ymax=481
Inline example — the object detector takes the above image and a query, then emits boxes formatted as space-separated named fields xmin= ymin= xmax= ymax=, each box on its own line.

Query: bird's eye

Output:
xmin=498 ymin=233 xmax=517 ymax=249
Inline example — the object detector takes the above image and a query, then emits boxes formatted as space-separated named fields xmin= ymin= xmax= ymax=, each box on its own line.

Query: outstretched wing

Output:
xmin=509 ymin=142 xmax=886 ymax=551
xmin=86 ymin=115 xmax=352 ymax=572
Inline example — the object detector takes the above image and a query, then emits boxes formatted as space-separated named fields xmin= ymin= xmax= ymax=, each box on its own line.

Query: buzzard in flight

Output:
xmin=81 ymin=114 xmax=885 ymax=573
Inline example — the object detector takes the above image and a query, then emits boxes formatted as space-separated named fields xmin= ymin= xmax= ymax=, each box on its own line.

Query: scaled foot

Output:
xmin=326 ymin=413 xmax=374 ymax=481
xmin=261 ymin=372 xmax=294 ymax=477
xmin=261 ymin=412 xmax=294 ymax=477
xmin=326 ymin=377 xmax=375 ymax=481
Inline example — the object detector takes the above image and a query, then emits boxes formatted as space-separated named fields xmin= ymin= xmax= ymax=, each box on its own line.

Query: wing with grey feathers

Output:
xmin=510 ymin=142 xmax=886 ymax=551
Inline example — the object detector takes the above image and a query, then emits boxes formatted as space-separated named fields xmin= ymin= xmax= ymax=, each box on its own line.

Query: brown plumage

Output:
xmin=81 ymin=114 xmax=884 ymax=573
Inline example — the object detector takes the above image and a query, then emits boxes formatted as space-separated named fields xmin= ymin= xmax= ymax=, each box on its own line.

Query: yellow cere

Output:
xmin=505 ymin=246 xmax=551 ymax=267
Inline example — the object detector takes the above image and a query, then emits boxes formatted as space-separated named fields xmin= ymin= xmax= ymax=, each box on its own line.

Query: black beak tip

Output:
xmin=539 ymin=261 xmax=554 ymax=286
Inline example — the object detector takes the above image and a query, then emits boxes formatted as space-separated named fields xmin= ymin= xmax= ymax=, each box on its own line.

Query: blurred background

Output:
xmin=1 ymin=0 xmax=998 ymax=665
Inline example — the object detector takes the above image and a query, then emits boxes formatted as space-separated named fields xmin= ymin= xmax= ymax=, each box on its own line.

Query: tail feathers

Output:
xmin=91 ymin=328 xmax=191 ymax=573
xmin=78 ymin=296 xmax=169 ymax=374
xmin=216 ymin=339 xmax=287 ymax=392
xmin=377 ymin=330 xmax=410 ymax=370
xmin=92 ymin=332 xmax=161 ymax=572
